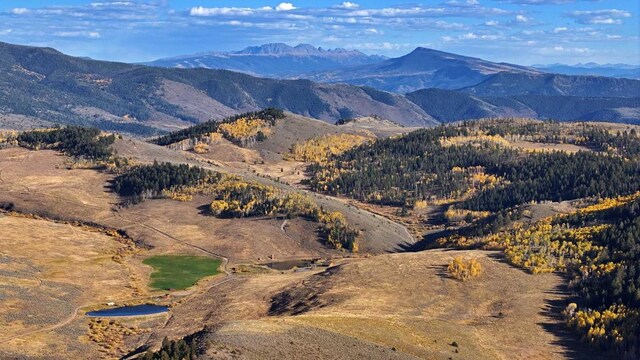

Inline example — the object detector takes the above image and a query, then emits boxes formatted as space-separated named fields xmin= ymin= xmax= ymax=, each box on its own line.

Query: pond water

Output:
xmin=86 ymin=304 xmax=168 ymax=317
xmin=263 ymin=259 xmax=326 ymax=271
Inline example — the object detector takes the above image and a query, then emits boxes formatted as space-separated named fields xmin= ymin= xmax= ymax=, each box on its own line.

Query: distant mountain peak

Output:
xmin=404 ymin=47 xmax=477 ymax=61
xmin=231 ymin=43 xmax=367 ymax=57
xmin=234 ymin=43 xmax=295 ymax=55
xmin=144 ymin=42 xmax=385 ymax=77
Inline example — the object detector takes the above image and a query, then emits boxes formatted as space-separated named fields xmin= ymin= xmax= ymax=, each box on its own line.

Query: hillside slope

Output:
xmin=1 ymin=41 xmax=639 ymax=133
xmin=306 ymin=47 xmax=540 ymax=93
xmin=460 ymin=72 xmax=640 ymax=98
xmin=407 ymin=88 xmax=640 ymax=124
xmin=0 ymin=41 xmax=436 ymax=133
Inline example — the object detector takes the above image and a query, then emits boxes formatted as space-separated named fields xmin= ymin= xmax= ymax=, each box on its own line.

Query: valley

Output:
xmin=1 ymin=112 xmax=637 ymax=359
xmin=0 ymin=4 xmax=638 ymax=355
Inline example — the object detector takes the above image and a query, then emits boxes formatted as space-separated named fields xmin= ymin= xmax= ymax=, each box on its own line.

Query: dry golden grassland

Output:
xmin=153 ymin=250 xmax=579 ymax=360
xmin=0 ymin=214 xmax=146 ymax=359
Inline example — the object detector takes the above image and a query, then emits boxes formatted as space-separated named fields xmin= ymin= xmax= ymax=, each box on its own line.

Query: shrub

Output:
xmin=447 ymin=256 xmax=482 ymax=281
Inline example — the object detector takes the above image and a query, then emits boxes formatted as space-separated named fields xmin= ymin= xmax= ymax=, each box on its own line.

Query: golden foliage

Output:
xmin=287 ymin=134 xmax=371 ymax=163
xmin=0 ymin=131 xmax=18 ymax=145
xmin=161 ymin=189 xmax=193 ymax=202
xmin=573 ymin=192 xmax=640 ymax=215
xmin=193 ymin=175 xmax=360 ymax=252
xmin=440 ymin=134 xmax=510 ymax=148
xmin=207 ymin=132 xmax=223 ymax=142
xmin=193 ymin=143 xmax=209 ymax=154
xmin=444 ymin=207 xmax=491 ymax=223
xmin=88 ymin=318 xmax=147 ymax=355
xmin=427 ymin=167 xmax=504 ymax=205
xmin=566 ymin=303 xmax=640 ymax=347
xmin=482 ymin=221 xmax=609 ymax=274
xmin=413 ymin=200 xmax=428 ymax=210
xmin=218 ymin=117 xmax=272 ymax=146
xmin=447 ymin=256 xmax=482 ymax=281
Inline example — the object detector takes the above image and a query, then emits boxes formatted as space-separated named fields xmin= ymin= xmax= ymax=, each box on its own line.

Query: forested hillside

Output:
xmin=0 ymin=41 xmax=434 ymax=133
xmin=461 ymin=72 xmax=640 ymax=98
xmin=305 ymin=119 xmax=640 ymax=357
xmin=1 ymin=41 xmax=639 ymax=136
xmin=442 ymin=192 xmax=640 ymax=357
xmin=152 ymin=108 xmax=285 ymax=146
xmin=407 ymin=89 xmax=640 ymax=124
xmin=307 ymin=121 xmax=640 ymax=209
xmin=113 ymin=162 xmax=359 ymax=251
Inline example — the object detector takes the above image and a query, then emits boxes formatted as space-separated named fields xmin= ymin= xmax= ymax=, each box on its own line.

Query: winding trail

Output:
xmin=0 ymin=209 xmax=234 ymax=346
xmin=0 ymin=304 xmax=85 ymax=345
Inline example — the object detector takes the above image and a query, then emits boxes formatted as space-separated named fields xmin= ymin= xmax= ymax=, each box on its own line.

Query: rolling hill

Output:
xmin=1 ymin=114 xmax=639 ymax=359
xmin=145 ymin=43 xmax=386 ymax=77
xmin=407 ymin=88 xmax=640 ymax=124
xmin=0 ymin=41 xmax=436 ymax=132
xmin=460 ymin=72 xmax=640 ymax=98
xmin=1 ymin=41 xmax=639 ymax=134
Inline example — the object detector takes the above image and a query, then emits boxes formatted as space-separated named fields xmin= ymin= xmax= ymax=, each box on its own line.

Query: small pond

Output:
xmin=86 ymin=304 xmax=168 ymax=317
xmin=264 ymin=259 xmax=333 ymax=271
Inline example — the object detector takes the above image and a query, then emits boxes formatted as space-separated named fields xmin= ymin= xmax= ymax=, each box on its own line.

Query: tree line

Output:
xmin=152 ymin=108 xmax=285 ymax=146
xmin=112 ymin=161 xmax=218 ymax=200
xmin=306 ymin=122 xmax=640 ymax=212
xmin=17 ymin=126 xmax=116 ymax=160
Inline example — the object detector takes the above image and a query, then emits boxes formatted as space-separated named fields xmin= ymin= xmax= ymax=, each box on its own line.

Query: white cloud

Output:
xmin=446 ymin=0 xmax=480 ymax=6
xmin=0 ymin=29 xmax=12 ymax=35
xmin=567 ymin=9 xmax=631 ymax=25
xmin=334 ymin=2 xmax=359 ymax=9
xmin=357 ymin=42 xmax=414 ymax=51
xmin=276 ymin=3 xmax=296 ymax=11
xmin=461 ymin=32 xmax=478 ymax=39
xmin=552 ymin=27 xmax=568 ymax=33
xmin=348 ymin=8 xmax=428 ymax=17
xmin=515 ymin=15 xmax=529 ymax=23
xmin=359 ymin=28 xmax=381 ymax=35
xmin=433 ymin=20 xmax=465 ymax=29
xmin=444 ymin=32 xmax=503 ymax=41
xmin=54 ymin=31 xmax=101 ymax=38
xmin=91 ymin=2 xmax=133 ymax=6
xmin=502 ymin=0 xmax=598 ymax=4
xmin=551 ymin=46 xmax=591 ymax=54
xmin=485 ymin=20 xmax=499 ymax=26
xmin=190 ymin=7 xmax=256 ymax=16
xmin=11 ymin=8 xmax=29 ymax=15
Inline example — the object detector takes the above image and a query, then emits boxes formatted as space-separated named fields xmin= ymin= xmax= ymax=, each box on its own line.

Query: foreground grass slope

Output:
xmin=3 ymin=119 xmax=636 ymax=359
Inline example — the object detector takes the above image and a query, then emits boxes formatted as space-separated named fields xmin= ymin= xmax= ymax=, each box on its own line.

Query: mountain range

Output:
xmin=0 ymin=41 xmax=639 ymax=136
xmin=148 ymin=44 xmax=640 ymax=94
xmin=0 ymin=41 xmax=435 ymax=133
xmin=533 ymin=63 xmax=640 ymax=80
xmin=406 ymin=88 xmax=640 ymax=124
xmin=144 ymin=43 xmax=386 ymax=78
xmin=305 ymin=47 xmax=541 ymax=93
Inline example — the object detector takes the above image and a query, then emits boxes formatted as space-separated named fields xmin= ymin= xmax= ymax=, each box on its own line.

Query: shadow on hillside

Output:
xmin=537 ymin=282 xmax=616 ymax=360
xmin=392 ymin=228 xmax=456 ymax=253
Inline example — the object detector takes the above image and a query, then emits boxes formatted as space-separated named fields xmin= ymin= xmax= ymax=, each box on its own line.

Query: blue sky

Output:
xmin=0 ymin=1 xmax=637 ymax=65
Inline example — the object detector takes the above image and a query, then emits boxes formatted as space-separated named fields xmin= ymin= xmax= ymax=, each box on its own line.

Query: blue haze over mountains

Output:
xmin=0 ymin=40 xmax=639 ymax=136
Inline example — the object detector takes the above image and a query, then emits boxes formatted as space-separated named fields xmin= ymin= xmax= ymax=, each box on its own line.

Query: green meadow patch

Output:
xmin=143 ymin=255 xmax=222 ymax=290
